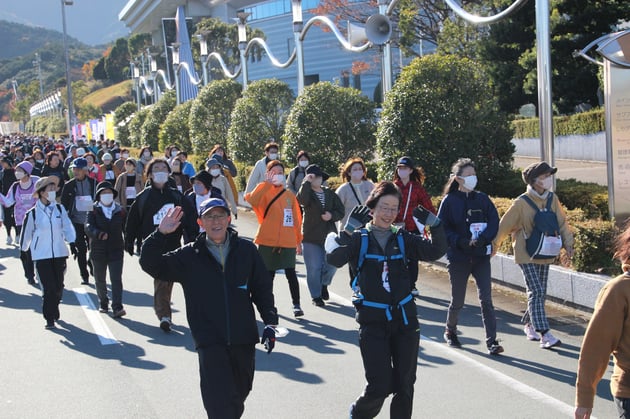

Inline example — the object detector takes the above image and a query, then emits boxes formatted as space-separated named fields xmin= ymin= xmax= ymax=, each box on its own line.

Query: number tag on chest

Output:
xmin=283 ymin=208 xmax=293 ymax=227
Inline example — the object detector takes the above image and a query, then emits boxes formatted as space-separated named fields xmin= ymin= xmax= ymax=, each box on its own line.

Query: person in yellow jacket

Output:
xmin=493 ymin=161 xmax=574 ymax=349
xmin=575 ymin=219 xmax=630 ymax=419
xmin=245 ymin=160 xmax=304 ymax=317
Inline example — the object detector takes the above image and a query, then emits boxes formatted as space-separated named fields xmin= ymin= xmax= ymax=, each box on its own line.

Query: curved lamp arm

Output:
xmin=176 ymin=61 xmax=204 ymax=86
xmin=574 ymin=35 xmax=606 ymax=66
xmin=155 ymin=69 xmax=175 ymax=90
xmin=300 ymin=16 xmax=371 ymax=52
xmin=443 ymin=0 xmax=529 ymax=25
xmin=138 ymin=76 xmax=155 ymax=95
xmin=206 ymin=52 xmax=242 ymax=79
xmin=246 ymin=38 xmax=297 ymax=69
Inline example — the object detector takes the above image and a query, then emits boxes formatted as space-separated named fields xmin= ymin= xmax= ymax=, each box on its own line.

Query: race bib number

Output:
xmin=177 ymin=185 xmax=182 ymax=192
xmin=283 ymin=208 xmax=294 ymax=227
xmin=105 ymin=170 xmax=115 ymax=181
xmin=469 ymin=222 xmax=487 ymax=240
xmin=125 ymin=186 xmax=136 ymax=199
xmin=20 ymin=194 xmax=33 ymax=202
xmin=75 ymin=195 xmax=93 ymax=212
xmin=153 ymin=203 xmax=175 ymax=226
xmin=540 ymin=236 xmax=562 ymax=257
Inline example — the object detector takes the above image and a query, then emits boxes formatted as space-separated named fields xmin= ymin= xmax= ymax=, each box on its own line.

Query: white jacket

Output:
xmin=20 ymin=200 xmax=76 ymax=261
xmin=245 ymin=157 xmax=269 ymax=194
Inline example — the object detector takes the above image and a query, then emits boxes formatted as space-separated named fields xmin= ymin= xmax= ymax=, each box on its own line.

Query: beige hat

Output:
xmin=32 ymin=176 xmax=59 ymax=198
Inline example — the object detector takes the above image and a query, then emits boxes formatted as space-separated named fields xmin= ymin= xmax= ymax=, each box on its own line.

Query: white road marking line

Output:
xmin=326 ymin=287 xmax=586 ymax=418
xmin=72 ymin=287 xmax=118 ymax=345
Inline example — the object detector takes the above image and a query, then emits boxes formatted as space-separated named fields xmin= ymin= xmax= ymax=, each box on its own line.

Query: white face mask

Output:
xmin=272 ymin=174 xmax=286 ymax=186
xmin=193 ymin=184 xmax=206 ymax=195
xmin=298 ymin=160 xmax=309 ymax=168
xmin=462 ymin=175 xmax=478 ymax=191
xmin=351 ymin=170 xmax=364 ymax=181
xmin=538 ymin=176 xmax=553 ymax=190
xmin=397 ymin=168 xmax=411 ymax=178
xmin=100 ymin=194 xmax=114 ymax=206
xmin=46 ymin=191 xmax=56 ymax=201
xmin=171 ymin=150 xmax=179 ymax=158
xmin=152 ymin=172 xmax=169 ymax=184
xmin=143 ymin=151 xmax=151 ymax=159
xmin=36 ymin=159 xmax=44 ymax=164
xmin=122 ymin=153 xmax=129 ymax=159
xmin=210 ymin=169 xmax=221 ymax=177
xmin=268 ymin=153 xmax=278 ymax=160
xmin=15 ymin=171 xmax=25 ymax=180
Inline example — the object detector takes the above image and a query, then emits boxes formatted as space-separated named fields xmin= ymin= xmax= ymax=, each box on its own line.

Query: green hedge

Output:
xmin=512 ymin=108 xmax=605 ymax=139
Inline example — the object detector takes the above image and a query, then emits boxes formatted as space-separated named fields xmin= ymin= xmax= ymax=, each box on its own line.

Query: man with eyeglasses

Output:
xmin=140 ymin=198 xmax=279 ymax=418
xmin=125 ymin=158 xmax=197 ymax=332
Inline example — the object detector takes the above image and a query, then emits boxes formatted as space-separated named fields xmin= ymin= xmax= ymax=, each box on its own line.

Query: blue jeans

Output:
xmin=302 ymin=242 xmax=337 ymax=299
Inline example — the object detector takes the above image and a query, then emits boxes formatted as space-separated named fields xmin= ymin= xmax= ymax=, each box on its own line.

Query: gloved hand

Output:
xmin=69 ymin=243 xmax=78 ymax=259
xmin=457 ymin=238 xmax=471 ymax=250
xmin=125 ymin=242 xmax=135 ymax=257
xmin=261 ymin=325 xmax=276 ymax=354
xmin=344 ymin=205 xmax=372 ymax=234
xmin=412 ymin=205 xmax=440 ymax=227
xmin=473 ymin=236 xmax=488 ymax=247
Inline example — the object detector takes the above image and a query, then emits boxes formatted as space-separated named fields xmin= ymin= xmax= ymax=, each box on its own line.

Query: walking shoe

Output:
xmin=321 ymin=286 xmax=329 ymax=301
xmin=312 ymin=297 xmax=326 ymax=307
xmin=81 ymin=277 xmax=89 ymax=285
xmin=540 ymin=331 xmax=561 ymax=349
xmin=487 ymin=340 xmax=504 ymax=355
xmin=292 ymin=305 xmax=304 ymax=317
xmin=45 ymin=322 xmax=55 ymax=329
xmin=443 ymin=329 xmax=462 ymax=347
xmin=99 ymin=307 xmax=108 ymax=313
xmin=411 ymin=287 xmax=420 ymax=298
xmin=160 ymin=317 xmax=172 ymax=332
xmin=27 ymin=278 xmax=36 ymax=285
xmin=112 ymin=309 xmax=126 ymax=318
xmin=523 ymin=323 xmax=540 ymax=341
xmin=6 ymin=236 xmax=12 ymax=245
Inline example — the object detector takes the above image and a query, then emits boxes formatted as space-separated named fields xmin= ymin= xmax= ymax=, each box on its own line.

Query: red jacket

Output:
xmin=394 ymin=179 xmax=435 ymax=232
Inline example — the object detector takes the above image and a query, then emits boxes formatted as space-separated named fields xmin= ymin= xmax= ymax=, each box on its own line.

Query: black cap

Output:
xmin=522 ymin=161 xmax=557 ymax=184
xmin=305 ymin=164 xmax=329 ymax=181
xmin=396 ymin=156 xmax=415 ymax=168
xmin=95 ymin=181 xmax=118 ymax=200
xmin=191 ymin=170 xmax=214 ymax=190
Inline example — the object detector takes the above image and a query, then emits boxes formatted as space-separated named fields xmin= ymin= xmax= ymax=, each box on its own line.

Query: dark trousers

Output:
xmin=616 ymin=397 xmax=630 ymax=418
xmin=198 ymin=344 xmax=255 ymax=419
xmin=16 ymin=225 xmax=35 ymax=281
xmin=446 ymin=257 xmax=497 ymax=345
xmin=4 ymin=206 xmax=16 ymax=233
xmin=35 ymin=257 xmax=67 ymax=322
xmin=270 ymin=268 xmax=300 ymax=306
xmin=351 ymin=321 xmax=419 ymax=419
xmin=92 ymin=257 xmax=124 ymax=311
xmin=72 ymin=222 xmax=90 ymax=279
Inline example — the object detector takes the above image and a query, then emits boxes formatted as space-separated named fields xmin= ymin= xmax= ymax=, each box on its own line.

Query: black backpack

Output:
xmin=520 ymin=193 xmax=562 ymax=259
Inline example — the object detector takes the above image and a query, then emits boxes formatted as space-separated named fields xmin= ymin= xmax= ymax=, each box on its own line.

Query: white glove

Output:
xmin=324 ymin=232 xmax=341 ymax=254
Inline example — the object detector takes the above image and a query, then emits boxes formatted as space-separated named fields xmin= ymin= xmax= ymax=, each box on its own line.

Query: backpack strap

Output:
xmin=545 ymin=192 xmax=554 ymax=211
xmin=520 ymin=192 xmax=554 ymax=212
xmin=351 ymin=228 xmax=370 ymax=291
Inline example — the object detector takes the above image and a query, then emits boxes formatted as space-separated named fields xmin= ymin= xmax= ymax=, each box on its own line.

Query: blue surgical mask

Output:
xmin=193 ymin=184 xmax=206 ymax=195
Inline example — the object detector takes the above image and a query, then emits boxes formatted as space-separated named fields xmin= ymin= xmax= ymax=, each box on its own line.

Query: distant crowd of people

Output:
xmin=2 ymin=133 xmax=629 ymax=419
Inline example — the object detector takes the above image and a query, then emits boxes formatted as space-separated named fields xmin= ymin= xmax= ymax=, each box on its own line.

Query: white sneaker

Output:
xmin=523 ymin=323 xmax=540 ymax=341
xmin=540 ymin=331 xmax=561 ymax=349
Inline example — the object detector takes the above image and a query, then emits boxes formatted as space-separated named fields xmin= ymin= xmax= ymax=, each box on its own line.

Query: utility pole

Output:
xmin=33 ymin=53 xmax=44 ymax=99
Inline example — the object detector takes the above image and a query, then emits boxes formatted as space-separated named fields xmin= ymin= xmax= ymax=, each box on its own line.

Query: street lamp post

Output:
xmin=291 ymin=0 xmax=305 ymax=94
xmin=236 ymin=12 xmax=250 ymax=89
xmin=170 ymin=43 xmax=181 ymax=105
xmin=197 ymin=35 xmax=210 ymax=86
xmin=130 ymin=62 xmax=141 ymax=110
xmin=60 ymin=0 xmax=75 ymax=134
xmin=148 ymin=50 xmax=160 ymax=104
xmin=33 ymin=53 xmax=44 ymax=99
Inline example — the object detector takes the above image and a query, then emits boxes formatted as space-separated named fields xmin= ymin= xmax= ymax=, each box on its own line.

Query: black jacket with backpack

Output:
xmin=86 ymin=202 xmax=126 ymax=262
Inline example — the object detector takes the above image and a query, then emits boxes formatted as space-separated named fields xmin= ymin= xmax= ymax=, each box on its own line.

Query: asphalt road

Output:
xmin=0 ymin=209 xmax=617 ymax=419
xmin=513 ymin=156 xmax=607 ymax=186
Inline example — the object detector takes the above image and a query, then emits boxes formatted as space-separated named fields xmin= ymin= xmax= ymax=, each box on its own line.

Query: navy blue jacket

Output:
xmin=437 ymin=190 xmax=499 ymax=261
xmin=140 ymin=228 xmax=278 ymax=349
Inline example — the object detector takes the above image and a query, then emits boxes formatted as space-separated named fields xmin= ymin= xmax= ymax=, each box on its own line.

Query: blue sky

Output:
xmin=0 ymin=0 xmax=130 ymax=45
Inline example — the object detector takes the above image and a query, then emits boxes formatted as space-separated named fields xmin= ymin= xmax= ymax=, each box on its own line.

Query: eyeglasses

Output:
xmin=201 ymin=213 xmax=228 ymax=221
xmin=375 ymin=205 xmax=398 ymax=214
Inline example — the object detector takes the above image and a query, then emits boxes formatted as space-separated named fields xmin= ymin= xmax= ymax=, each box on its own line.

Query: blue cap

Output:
xmin=396 ymin=156 xmax=415 ymax=168
xmin=199 ymin=198 xmax=230 ymax=217
xmin=70 ymin=157 xmax=88 ymax=169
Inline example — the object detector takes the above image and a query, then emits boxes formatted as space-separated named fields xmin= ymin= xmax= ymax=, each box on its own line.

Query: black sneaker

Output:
xmin=443 ymin=329 xmax=462 ymax=347
xmin=321 ymin=286 xmax=329 ymax=301
xmin=160 ymin=317 xmax=172 ymax=332
xmin=487 ymin=340 xmax=504 ymax=355
xmin=45 ymin=322 xmax=55 ymax=329
xmin=292 ymin=305 xmax=304 ymax=317
xmin=27 ymin=278 xmax=36 ymax=285
xmin=81 ymin=277 xmax=89 ymax=285
xmin=312 ymin=297 xmax=326 ymax=307
xmin=99 ymin=307 xmax=108 ymax=313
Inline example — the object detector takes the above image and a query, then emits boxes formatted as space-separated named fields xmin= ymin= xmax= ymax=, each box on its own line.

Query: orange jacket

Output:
xmin=245 ymin=181 xmax=302 ymax=248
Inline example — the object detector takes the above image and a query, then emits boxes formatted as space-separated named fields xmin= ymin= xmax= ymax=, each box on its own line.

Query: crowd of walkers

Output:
xmin=2 ymin=132 xmax=628 ymax=419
